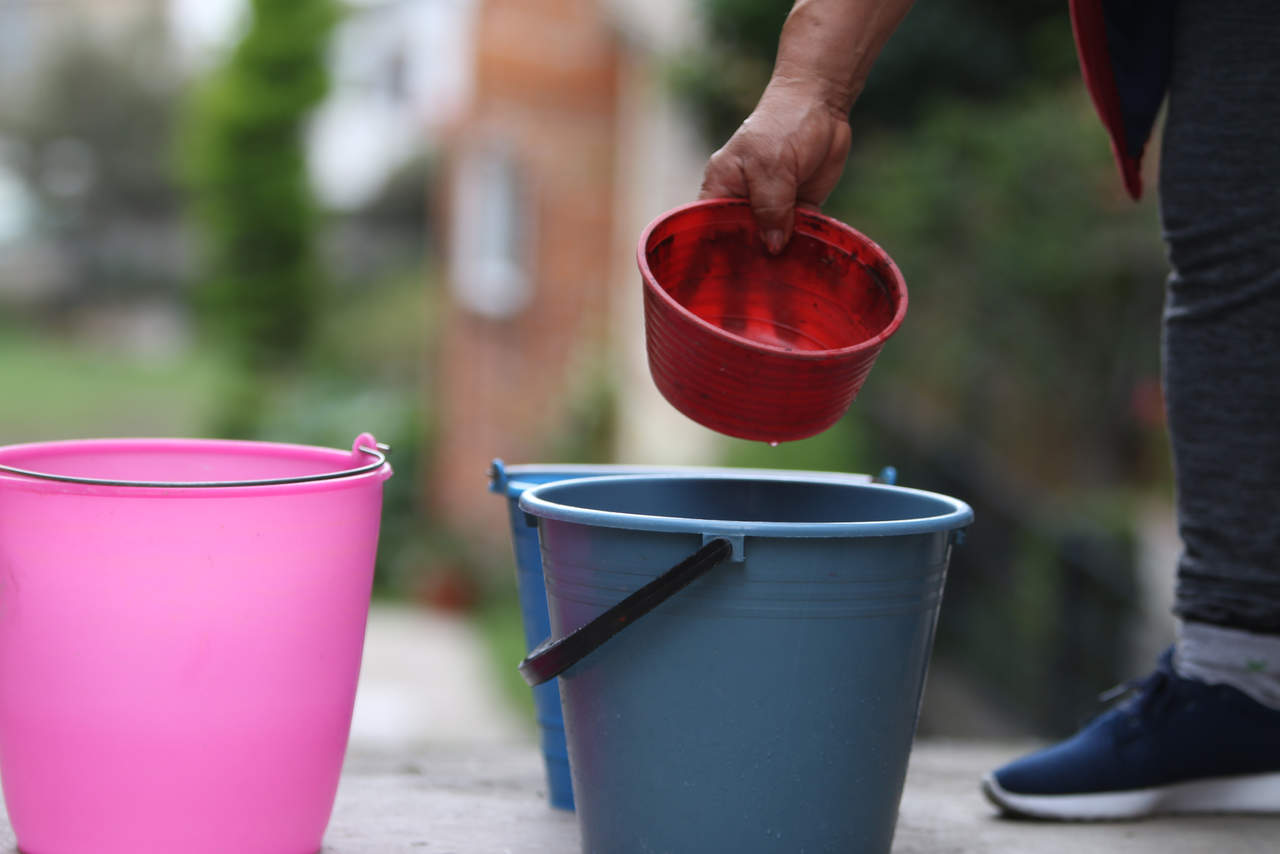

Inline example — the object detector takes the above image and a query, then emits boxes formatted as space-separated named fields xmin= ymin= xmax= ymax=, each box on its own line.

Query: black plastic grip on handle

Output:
xmin=518 ymin=537 xmax=734 ymax=687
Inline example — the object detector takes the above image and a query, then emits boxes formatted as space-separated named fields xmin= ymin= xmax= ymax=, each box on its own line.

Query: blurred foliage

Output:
xmin=180 ymin=0 xmax=339 ymax=388
xmin=675 ymin=1 xmax=1172 ymax=734
xmin=721 ymin=405 xmax=875 ymax=474
xmin=235 ymin=268 xmax=438 ymax=596
xmin=832 ymin=90 xmax=1167 ymax=732
xmin=173 ymin=2 xmax=444 ymax=596
xmin=833 ymin=90 xmax=1166 ymax=494
xmin=541 ymin=350 xmax=620 ymax=466
xmin=671 ymin=0 xmax=1077 ymax=147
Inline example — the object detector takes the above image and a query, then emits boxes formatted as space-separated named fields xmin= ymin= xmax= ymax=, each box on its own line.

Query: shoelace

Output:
xmin=1096 ymin=650 xmax=1180 ymax=723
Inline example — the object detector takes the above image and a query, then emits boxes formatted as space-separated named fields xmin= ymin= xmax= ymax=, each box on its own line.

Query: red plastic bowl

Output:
xmin=638 ymin=199 xmax=907 ymax=442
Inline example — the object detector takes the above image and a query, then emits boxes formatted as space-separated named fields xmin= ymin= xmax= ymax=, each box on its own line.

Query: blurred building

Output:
xmin=309 ymin=0 xmax=476 ymax=209
xmin=0 ymin=0 xmax=179 ymax=343
xmin=0 ymin=0 xmax=163 ymax=94
xmin=432 ymin=0 xmax=716 ymax=535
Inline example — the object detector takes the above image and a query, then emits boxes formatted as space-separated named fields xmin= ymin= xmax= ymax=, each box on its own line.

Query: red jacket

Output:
xmin=1069 ymin=0 xmax=1174 ymax=199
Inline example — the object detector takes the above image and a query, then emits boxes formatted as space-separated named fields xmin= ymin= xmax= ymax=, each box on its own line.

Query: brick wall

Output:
xmin=431 ymin=0 xmax=622 ymax=541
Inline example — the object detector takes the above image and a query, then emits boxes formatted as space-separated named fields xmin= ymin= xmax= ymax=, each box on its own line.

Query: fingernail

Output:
xmin=763 ymin=229 xmax=784 ymax=255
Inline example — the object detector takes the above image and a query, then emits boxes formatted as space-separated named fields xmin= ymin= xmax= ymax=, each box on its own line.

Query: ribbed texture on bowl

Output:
xmin=639 ymin=200 xmax=907 ymax=442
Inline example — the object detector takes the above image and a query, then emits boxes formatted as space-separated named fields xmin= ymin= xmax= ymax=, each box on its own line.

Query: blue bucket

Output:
xmin=518 ymin=473 xmax=971 ymax=854
xmin=489 ymin=461 xmax=886 ymax=811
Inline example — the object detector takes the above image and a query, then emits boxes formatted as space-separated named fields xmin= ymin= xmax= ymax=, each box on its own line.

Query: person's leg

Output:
xmin=1162 ymin=2 xmax=1280 ymax=636
xmin=983 ymin=1 xmax=1280 ymax=819
xmin=1161 ymin=0 xmax=1280 ymax=714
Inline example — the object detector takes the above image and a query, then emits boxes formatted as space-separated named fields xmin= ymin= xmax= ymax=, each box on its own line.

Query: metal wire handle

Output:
xmin=0 ymin=441 xmax=390 ymax=489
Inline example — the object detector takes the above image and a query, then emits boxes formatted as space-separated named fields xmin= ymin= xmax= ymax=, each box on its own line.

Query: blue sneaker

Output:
xmin=982 ymin=648 xmax=1280 ymax=820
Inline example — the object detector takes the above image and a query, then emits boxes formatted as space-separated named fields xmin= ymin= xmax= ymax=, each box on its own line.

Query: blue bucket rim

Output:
xmin=518 ymin=473 xmax=973 ymax=539
xmin=490 ymin=460 xmax=875 ymax=499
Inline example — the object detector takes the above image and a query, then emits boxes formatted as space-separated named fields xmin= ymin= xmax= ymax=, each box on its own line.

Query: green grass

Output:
xmin=0 ymin=270 xmax=431 ymax=446
xmin=312 ymin=270 xmax=436 ymax=385
xmin=0 ymin=330 xmax=231 ymax=443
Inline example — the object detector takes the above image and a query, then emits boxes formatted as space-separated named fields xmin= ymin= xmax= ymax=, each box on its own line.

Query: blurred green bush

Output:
xmin=671 ymin=0 xmax=1077 ymax=147
xmin=677 ymin=1 xmax=1172 ymax=735
xmin=180 ymin=0 xmax=339 ymax=386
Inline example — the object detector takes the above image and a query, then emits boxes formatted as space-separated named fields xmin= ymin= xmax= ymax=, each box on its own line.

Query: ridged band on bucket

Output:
xmin=638 ymin=199 xmax=908 ymax=442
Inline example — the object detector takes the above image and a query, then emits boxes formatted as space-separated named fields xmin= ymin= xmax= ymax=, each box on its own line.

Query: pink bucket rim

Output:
xmin=0 ymin=434 xmax=392 ymax=497
xmin=637 ymin=198 xmax=909 ymax=361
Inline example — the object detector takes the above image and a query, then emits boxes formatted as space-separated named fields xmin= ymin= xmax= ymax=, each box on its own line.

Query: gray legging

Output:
xmin=1162 ymin=2 xmax=1280 ymax=631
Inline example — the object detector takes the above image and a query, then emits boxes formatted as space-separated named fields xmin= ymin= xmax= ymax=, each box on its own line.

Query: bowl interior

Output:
xmin=643 ymin=203 xmax=902 ymax=353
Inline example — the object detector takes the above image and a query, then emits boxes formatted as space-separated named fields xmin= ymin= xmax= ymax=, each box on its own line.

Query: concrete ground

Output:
xmin=320 ymin=743 xmax=1280 ymax=853
xmin=335 ymin=604 xmax=1280 ymax=853
xmin=348 ymin=603 xmax=528 ymax=751
xmin=2 ymin=604 xmax=1275 ymax=852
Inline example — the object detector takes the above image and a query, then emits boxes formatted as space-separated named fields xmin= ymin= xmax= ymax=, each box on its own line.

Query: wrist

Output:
xmin=757 ymin=70 xmax=860 ymax=126
xmin=763 ymin=71 xmax=856 ymax=122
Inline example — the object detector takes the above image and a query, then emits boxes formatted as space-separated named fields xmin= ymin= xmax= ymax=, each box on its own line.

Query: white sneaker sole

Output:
xmin=982 ymin=771 xmax=1280 ymax=820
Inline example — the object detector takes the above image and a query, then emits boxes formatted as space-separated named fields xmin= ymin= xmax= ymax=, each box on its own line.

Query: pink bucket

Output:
xmin=0 ymin=434 xmax=392 ymax=854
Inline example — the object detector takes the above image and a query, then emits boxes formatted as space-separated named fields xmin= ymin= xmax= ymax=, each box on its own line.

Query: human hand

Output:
xmin=699 ymin=78 xmax=853 ymax=254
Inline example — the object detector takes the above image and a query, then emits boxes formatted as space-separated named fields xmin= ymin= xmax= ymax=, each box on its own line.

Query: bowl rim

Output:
xmin=637 ymin=198 xmax=909 ymax=360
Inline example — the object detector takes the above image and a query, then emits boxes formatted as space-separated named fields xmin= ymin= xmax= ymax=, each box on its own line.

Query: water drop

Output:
xmin=768 ymin=441 xmax=779 ymax=448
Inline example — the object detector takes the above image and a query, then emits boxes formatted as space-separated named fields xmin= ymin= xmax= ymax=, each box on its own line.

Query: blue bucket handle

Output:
xmin=518 ymin=537 xmax=734 ymax=687
xmin=488 ymin=458 xmax=510 ymax=493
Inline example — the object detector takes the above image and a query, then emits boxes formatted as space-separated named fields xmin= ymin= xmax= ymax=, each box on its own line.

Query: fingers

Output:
xmin=700 ymin=135 xmax=799 ymax=255
xmin=743 ymin=165 xmax=797 ymax=255
xmin=796 ymin=120 xmax=852 ymax=209
xmin=699 ymin=99 xmax=850 ymax=255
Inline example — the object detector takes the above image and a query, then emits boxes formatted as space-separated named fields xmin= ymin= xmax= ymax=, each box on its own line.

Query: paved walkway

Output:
xmin=348 ymin=604 xmax=528 ymax=751
xmin=330 ymin=743 xmax=1280 ymax=853
xmin=334 ymin=604 xmax=1279 ymax=852
xmin=3 ymin=605 xmax=1276 ymax=852
xmin=8 ymin=743 xmax=1272 ymax=853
